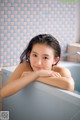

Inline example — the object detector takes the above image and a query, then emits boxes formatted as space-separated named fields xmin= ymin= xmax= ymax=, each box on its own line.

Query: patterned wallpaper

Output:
xmin=0 ymin=0 xmax=79 ymax=67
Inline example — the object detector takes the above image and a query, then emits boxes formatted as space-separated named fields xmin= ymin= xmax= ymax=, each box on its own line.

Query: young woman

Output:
xmin=1 ymin=34 xmax=74 ymax=98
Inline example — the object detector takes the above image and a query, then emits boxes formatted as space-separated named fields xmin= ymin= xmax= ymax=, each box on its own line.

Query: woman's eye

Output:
xmin=33 ymin=54 xmax=37 ymax=57
xmin=44 ymin=57 xmax=48 ymax=59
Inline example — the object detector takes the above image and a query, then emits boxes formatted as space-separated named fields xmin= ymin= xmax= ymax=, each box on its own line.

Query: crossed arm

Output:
xmin=0 ymin=61 xmax=74 ymax=98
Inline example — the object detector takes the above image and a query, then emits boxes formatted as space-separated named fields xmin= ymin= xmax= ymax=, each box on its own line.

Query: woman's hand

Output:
xmin=21 ymin=70 xmax=61 ymax=79
xmin=50 ymin=71 xmax=61 ymax=78
xmin=21 ymin=70 xmax=55 ymax=78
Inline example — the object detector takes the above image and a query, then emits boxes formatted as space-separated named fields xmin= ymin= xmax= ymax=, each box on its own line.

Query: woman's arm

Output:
xmin=1 ymin=65 xmax=53 ymax=98
xmin=37 ymin=67 xmax=74 ymax=92
xmin=1 ymin=61 xmax=32 ymax=98
xmin=6 ymin=61 xmax=32 ymax=83
xmin=1 ymin=71 xmax=38 ymax=98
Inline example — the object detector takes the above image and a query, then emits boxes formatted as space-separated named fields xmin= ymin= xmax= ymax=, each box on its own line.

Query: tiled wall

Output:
xmin=0 ymin=0 xmax=79 ymax=67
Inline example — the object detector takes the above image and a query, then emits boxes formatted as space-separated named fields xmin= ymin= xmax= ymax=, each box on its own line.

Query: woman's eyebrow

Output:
xmin=32 ymin=51 xmax=38 ymax=54
xmin=32 ymin=51 xmax=50 ymax=56
xmin=43 ymin=54 xmax=50 ymax=57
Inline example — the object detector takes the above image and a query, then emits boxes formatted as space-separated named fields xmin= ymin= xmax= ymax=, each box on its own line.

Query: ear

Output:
xmin=53 ymin=57 xmax=60 ymax=65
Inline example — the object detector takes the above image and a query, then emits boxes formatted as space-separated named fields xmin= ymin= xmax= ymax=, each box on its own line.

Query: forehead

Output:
xmin=31 ymin=43 xmax=54 ymax=54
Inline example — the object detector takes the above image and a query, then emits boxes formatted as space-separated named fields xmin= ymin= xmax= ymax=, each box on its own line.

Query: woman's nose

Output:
xmin=37 ymin=59 xmax=42 ymax=65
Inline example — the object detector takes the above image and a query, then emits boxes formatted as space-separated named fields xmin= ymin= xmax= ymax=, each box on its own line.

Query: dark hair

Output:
xmin=20 ymin=34 xmax=61 ymax=65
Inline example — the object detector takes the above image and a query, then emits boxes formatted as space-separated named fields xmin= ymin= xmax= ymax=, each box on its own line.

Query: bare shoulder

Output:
xmin=7 ymin=61 xmax=32 ymax=83
xmin=53 ymin=66 xmax=71 ymax=77
xmin=13 ymin=61 xmax=32 ymax=74
xmin=16 ymin=61 xmax=32 ymax=71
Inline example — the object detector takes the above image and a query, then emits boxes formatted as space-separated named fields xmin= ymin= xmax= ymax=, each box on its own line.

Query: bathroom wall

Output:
xmin=0 ymin=0 xmax=79 ymax=67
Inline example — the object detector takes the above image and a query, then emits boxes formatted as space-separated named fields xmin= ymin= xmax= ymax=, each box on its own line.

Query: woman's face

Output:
xmin=30 ymin=43 xmax=59 ymax=71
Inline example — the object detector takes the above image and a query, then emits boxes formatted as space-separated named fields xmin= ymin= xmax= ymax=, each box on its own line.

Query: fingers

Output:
xmin=51 ymin=72 xmax=61 ymax=77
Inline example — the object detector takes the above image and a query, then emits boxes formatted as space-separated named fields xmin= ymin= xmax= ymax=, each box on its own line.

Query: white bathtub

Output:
xmin=2 ymin=61 xmax=80 ymax=120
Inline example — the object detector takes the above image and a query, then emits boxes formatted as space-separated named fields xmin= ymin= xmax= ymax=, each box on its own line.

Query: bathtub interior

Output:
xmin=58 ymin=62 xmax=80 ymax=94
